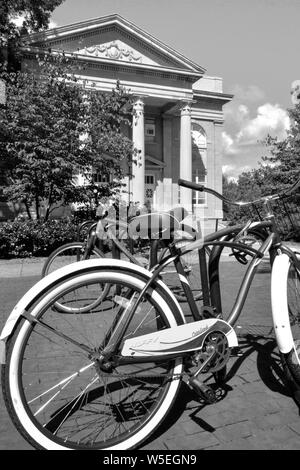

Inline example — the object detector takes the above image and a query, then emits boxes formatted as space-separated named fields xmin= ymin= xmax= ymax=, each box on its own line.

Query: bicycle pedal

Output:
xmin=230 ymin=347 xmax=243 ymax=357
xmin=201 ymin=306 xmax=221 ymax=319
xmin=188 ymin=377 xmax=216 ymax=404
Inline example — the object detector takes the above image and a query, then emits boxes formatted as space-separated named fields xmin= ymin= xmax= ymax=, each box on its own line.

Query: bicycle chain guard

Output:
xmin=121 ymin=318 xmax=238 ymax=358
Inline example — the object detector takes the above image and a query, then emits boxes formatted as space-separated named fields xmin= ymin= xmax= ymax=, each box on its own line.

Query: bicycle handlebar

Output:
xmin=178 ymin=177 xmax=300 ymax=207
xmin=178 ymin=179 xmax=249 ymax=207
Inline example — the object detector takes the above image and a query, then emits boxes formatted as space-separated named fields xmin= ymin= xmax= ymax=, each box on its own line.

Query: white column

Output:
xmin=131 ymin=97 xmax=145 ymax=205
xmin=163 ymin=115 xmax=172 ymax=178
xmin=162 ymin=115 xmax=172 ymax=210
xmin=180 ymin=101 xmax=192 ymax=210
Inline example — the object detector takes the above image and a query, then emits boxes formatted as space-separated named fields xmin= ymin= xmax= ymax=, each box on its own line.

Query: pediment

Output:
xmin=27 ymin=14 xmax=205 ymax=74
xmin=76 ymin=39 xmax=159 ymax=66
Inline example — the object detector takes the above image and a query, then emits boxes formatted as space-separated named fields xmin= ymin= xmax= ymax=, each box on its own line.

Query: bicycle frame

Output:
xmin=101 ymin=217 xmax=300 ymax=366
xmin=98 ymin=219 xmax=174 ymax=269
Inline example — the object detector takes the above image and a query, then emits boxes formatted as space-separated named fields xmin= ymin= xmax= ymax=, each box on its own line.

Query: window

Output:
xmin=145 ymin=174 xmax=155 ymax=185
xmin=192 ymin=123 xmax=207 ymax=206
xmin=93 ymin=172 xmax=111 ymax=184
xmin=192 ymin=168 xmax=207 ymax=205
xmin=145 ymin=124 xmax=155 ymax=136
xmin=145 ymin=119 xmax=156 ymax=142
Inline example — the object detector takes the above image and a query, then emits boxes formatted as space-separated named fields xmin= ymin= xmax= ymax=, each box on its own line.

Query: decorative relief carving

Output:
xmin=77 ymin=41 xmax=142 ymax=63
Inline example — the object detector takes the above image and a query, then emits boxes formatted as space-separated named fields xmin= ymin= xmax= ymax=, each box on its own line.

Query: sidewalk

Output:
xmin=0 ymin=257 xmax=47 ymax=278
xmin=0 ymin=240 xmax=299 ymax=278
xmin=1 ymin=252 xmax=300 ymax=449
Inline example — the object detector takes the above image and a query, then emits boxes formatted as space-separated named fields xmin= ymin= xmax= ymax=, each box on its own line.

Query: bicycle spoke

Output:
xmin=28 ymin=362 xmax=95 ymax=406
xmin=10 ymin=274 xmax=181 ymax=449
xmin=50 ymin=375 xmax=99 ymax=435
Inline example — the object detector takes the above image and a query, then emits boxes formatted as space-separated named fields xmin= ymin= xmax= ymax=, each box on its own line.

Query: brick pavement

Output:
xmin=1 ymin=255 xmax=300 ymax=450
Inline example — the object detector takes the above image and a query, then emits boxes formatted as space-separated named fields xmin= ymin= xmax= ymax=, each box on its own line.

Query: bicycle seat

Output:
xmin=128 ymin=207 xmax=188 ymax=240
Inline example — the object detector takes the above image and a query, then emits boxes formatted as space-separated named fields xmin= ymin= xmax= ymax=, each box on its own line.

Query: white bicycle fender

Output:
xmin=0 ymin=259 xmax=185 ymax=363
xmin=271 ymin=253 xmax=294 ymax=354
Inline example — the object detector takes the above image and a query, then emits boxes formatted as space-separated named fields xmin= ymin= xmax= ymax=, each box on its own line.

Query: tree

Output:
xmin=260 ymin=103 xmax=300 ymax=193
xmin=0 ymin=0 xmax=65 ymax=69
xmin=223 ymin=169 xmax=269 ymax=223
xmin=0 ymin=0 xmax=64 ymax=33
xmin=0 ymin=53 xmax=136 ymax=220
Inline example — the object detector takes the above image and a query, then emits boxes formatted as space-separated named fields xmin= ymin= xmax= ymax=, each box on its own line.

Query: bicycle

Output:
xmin=42 ymin=205 xmax=204 ymax=304
xmin=41 ymin=218 xmax=105 ymax=278
xmin=41 ymin=218 xmax=110 ymax=313
xmin=1 ymin=177 xmax=300 ymax=450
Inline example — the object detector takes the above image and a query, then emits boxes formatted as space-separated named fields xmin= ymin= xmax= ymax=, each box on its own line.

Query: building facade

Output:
xmin=21 ymin=14 xmax=232 ymax=224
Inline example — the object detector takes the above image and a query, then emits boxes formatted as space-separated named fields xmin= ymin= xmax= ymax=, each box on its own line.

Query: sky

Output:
xmin=49 ymin=0 xmax=300 ymax=179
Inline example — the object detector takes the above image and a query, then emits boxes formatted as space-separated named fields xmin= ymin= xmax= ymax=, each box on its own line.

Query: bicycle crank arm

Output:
xmin=121 ymin=318 xmax=238 ymax=358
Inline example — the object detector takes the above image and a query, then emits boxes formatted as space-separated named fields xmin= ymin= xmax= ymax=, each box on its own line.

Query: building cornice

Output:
xmin=21 ymin=47 xmax=202 ymax=83
xmin=191 ymin=108 xmax=224 ymax=123
xmin=193 ymin=89 xmax=233 ymax=103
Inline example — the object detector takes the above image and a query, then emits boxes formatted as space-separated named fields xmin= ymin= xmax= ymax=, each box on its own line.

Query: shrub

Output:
xmin=0 ymin=219 xmax=78 ymax=258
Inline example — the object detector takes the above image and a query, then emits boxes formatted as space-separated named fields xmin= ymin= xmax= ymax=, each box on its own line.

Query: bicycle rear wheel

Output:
xmin=42 ymin=242 xmax=110 ymax=313
xmin=2 ymin=269 xmax=183 ymax=450
xmin=271 ymin=252 xmax=300 ymax=400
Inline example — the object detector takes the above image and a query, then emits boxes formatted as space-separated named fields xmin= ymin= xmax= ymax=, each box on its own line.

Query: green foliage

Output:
xmin=0 ymin=54 xmax=136 ymax=220
xmin=0 ymin=0 xmax=64 ymax=36
xmin=0 ymin=0 xmax=65 ymax=69
xmin=260 ymin=103 xmax=300 ymax=193
xmin=0 ymin=218 xmax=77 ymax=258
xmin=223 ymin=171 xmax=300 ymax=240
xmin=222 ymin=172 xmax=264 ymax=224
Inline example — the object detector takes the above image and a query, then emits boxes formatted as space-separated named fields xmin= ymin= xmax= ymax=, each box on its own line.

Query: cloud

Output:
xmin=222 ymin=165 xmax=238 ymax=182
xmin=230 ymin=84 xmax=266 ymax=103
xmin=222 ymin=163 xmax=252 ymax=181
xmin=222 ymin=165 xmax=234 ymax=174
xmin=222 ymin=91 xmax=290 ymax=179
xmin=222 ymin=131 xmax=240 ymax=156
xmin=223 ymin=84 xmax=290 ymax=148
xmin=223 ymin=84 xmax=265 ymax=133
xmin=236 ymin=103 xmax=290 ymax=145
xmin=49 ymin=20 xmax=58 ymax=29
xmin=238 ymin=104 xmax=249 ymax=117
xmin=224 ymin=103 xmax=249 ymax=122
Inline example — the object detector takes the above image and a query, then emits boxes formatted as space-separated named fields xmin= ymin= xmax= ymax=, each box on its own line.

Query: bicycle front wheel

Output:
xmin=271 ymin=252 xmax=300 ymax=399
xmin=42 ymin=242 xmax=104 ymax=276
xmin=42 ymin=242 xmax=109 ymax=313
xmin=2 ymin=269 xmax=183 ymax=450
